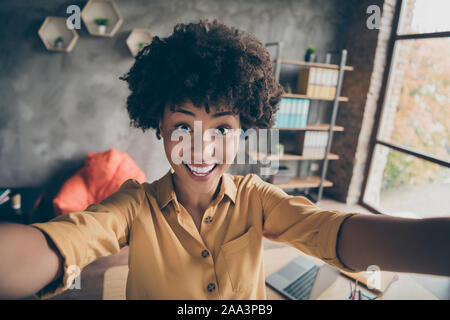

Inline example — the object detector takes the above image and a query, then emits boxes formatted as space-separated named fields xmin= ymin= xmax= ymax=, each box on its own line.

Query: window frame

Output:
xmin=360 ymin=0 xmax=450 ymax=215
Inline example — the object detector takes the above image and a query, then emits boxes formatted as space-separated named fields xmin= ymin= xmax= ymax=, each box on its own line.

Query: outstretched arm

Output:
xmin=337 ymin=214 xmax=450 ymax=276
xmin=0 ymin=179 xmax=144 ymax=300
xmin=0 ymin=223 xmax=63 ymax=299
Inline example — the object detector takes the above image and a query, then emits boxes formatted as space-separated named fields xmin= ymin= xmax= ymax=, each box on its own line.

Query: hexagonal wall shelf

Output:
xmin=38 ymin=17 xmax=79 ymax=52
xmin=126 ymin=28 xmax=153 ymax=57
xmin=81 ymin=0 xmax=123 ymax=37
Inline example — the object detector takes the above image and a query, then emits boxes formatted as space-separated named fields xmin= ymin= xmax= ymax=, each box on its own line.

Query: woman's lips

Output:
xmin=183 ymin=161 xmax=218 ymax=178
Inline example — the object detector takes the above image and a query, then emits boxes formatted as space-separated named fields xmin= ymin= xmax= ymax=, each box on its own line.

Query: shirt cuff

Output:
xmin=29 ymin=222 xmax=81 ymax=300
xmin=318 ymin=211 xmax=360 ymax=273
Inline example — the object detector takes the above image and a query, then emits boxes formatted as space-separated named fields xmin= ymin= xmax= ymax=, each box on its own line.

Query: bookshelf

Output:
xmin=276 ymin=124 xmax=344 ymax=131
xmin=263 ymin=44 xmax=352 ymax=205
xmin=248 ymin=152 xmax=339 ymax=161
xmin=274 ymin=176 xmax=334 ymax=190
xmin=283 ymin=93 xmax=349 ymax=102
xmin=274 ymin=59 xmax=354 ymax=71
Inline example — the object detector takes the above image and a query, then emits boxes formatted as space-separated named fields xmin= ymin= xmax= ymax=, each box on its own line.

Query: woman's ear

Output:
xmin=156 ymin=120 xmax=162 ymax=140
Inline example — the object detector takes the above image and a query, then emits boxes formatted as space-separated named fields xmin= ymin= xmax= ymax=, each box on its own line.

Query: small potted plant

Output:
xmin=54 ymin=36 xmax=64 ymax=49
xmin=94 ymin=18 xmax=109 ymax=35
xmin=305 ymin=45 xmax=316 ymax=62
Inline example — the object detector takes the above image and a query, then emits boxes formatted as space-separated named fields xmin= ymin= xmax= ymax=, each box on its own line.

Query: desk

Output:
xmin=102 ymin=246 xmax=438 ymax=300
xmin=264 ymin=246 xmax=438 ymax=300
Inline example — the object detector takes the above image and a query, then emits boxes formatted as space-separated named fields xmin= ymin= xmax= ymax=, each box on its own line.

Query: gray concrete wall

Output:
xmin=0 ymin=0 xmax=354 ymax=187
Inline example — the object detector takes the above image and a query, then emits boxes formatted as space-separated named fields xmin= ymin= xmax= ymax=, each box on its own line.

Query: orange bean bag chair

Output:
xmin=53 ymin=148 xmax=146 ymax=216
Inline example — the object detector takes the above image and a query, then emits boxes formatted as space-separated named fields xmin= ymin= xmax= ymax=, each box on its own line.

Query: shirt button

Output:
xmin=207 ymin=283 xmax=216 ymax=292
xmin=201 ymin=250 xmax=210 ymax=258
xmin=204 ymin=216 xmax=213 ymax=223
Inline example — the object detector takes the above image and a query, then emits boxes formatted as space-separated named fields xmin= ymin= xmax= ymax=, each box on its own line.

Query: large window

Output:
xmin=362 ymin=0 xmax=450 ymax=218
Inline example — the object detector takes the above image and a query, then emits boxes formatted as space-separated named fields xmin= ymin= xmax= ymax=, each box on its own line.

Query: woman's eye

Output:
xmin=214 ymin=127 xmax=231 ymax=135
xmin=174 ymin=124 xmax=191 ymax=133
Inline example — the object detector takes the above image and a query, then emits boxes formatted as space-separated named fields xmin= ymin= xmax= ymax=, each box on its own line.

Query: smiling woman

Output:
xmin=118 ymin=19 xmax=285 ymax=233
xmin=0 ymin=19 xmax=449 ymax=301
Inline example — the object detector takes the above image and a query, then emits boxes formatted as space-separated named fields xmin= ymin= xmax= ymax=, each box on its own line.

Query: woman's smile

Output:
xmin=183 ymin=161 xmax=219 ymax=180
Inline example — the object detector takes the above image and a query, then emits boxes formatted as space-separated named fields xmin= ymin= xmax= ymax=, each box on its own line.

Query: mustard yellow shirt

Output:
xmin=31 ymin=168 xmax=359 ymax=300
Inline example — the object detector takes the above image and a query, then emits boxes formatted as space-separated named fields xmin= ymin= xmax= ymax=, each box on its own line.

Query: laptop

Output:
xmin=265 ymin=255 xmax=340 ymax=300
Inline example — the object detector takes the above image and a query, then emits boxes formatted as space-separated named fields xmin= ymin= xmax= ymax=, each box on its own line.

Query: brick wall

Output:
xmin=325 ymin=0 xmax=398 ymax=203
xmin=363 ymin=0 xmax=415 ymax=207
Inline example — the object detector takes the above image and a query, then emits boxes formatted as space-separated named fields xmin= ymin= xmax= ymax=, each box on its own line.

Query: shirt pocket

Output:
xmin=220 ymin=226 xmax=262 ymax=293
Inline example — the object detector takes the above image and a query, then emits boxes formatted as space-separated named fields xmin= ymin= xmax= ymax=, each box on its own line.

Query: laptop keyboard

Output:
xmin=283 ymin=265 xmax=319 ymax=300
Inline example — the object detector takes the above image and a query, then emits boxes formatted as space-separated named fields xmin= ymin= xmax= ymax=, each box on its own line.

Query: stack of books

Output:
xmin=0 ymin=188 xmax=11 ymax=206
xmin=302 ymin=132 xmax=329 ymax=157
xmin=274 ymin=98 xmax=310 ymax=128
xmin=294 ymin=131 xmax=329 ymax=157
xmin=297 ymin=67 xmax=339 ymax=100
xmin=267 ymin=165 xmax=291 ymax=185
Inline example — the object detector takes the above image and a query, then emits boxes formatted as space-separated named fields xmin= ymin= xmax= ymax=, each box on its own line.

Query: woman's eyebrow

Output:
xmin=172 ymin=108 xmax=196 ymax=116
xmin=172 ymin=108 xmax=233 ymax=118
xmin=213 ymin=111 xmax=234 ymax=118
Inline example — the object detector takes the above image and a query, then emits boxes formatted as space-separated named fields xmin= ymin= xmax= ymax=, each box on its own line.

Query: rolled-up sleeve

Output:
xmin=254 ymin=176 xmax=359 ymax=272
xmin=30 ymin=179 xmax=145 ymax=299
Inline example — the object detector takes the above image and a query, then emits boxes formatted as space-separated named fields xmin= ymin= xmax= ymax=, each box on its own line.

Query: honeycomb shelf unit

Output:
xmin=81 ymin=0 xmax=123 ymax=37
xmin=38 ymin=17 xmax=79 ymax=52
xmin=126 ymin=28 xmax=153 ymax=57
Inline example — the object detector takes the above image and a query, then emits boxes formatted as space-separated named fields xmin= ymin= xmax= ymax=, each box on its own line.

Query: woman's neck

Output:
xmin=172 ymin=174 xmax=222 ymax=212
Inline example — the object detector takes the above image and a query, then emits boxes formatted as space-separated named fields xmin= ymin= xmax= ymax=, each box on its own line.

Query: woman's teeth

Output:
xmin=185 ymin=163 xmax=216 ymax=176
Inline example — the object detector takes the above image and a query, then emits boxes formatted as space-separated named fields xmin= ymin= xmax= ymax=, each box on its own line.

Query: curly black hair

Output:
xmin=119 ymin=19 xmax=284 ymax=135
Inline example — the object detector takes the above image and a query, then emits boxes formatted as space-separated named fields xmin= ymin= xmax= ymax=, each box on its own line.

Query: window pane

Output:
xmin=378 ymin=37 xmax=450 ymax=162
xmin=364 ymin=144 xmax=450 ymax=218
xmin=398 ymin=0 xmax=450 ymax=35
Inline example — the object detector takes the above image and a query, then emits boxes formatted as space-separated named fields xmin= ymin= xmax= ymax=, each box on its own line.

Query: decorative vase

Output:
xmin=54 ymin=39 xmax=63 ymax=49
xmin=98 ymin=25 xmax=106 ymax=34
xmin=305 ymin=52 xmax=316 ymax=62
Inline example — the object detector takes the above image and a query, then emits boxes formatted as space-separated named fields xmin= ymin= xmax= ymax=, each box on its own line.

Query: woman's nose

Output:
xmin=191 ymin=132 xmax=216 ymax=163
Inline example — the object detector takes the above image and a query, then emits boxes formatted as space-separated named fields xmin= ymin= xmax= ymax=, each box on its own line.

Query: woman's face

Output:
xmin=159 ymin=100 xmax=241 ymax=195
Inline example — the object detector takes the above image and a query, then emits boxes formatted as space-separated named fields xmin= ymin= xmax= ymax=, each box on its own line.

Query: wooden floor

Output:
xmin=22 ymin=195 xmax=373 ymax=300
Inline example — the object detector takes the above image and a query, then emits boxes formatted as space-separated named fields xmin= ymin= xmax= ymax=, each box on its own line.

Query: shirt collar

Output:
xmin=156 ymin=167 xmax=237 ymax=211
